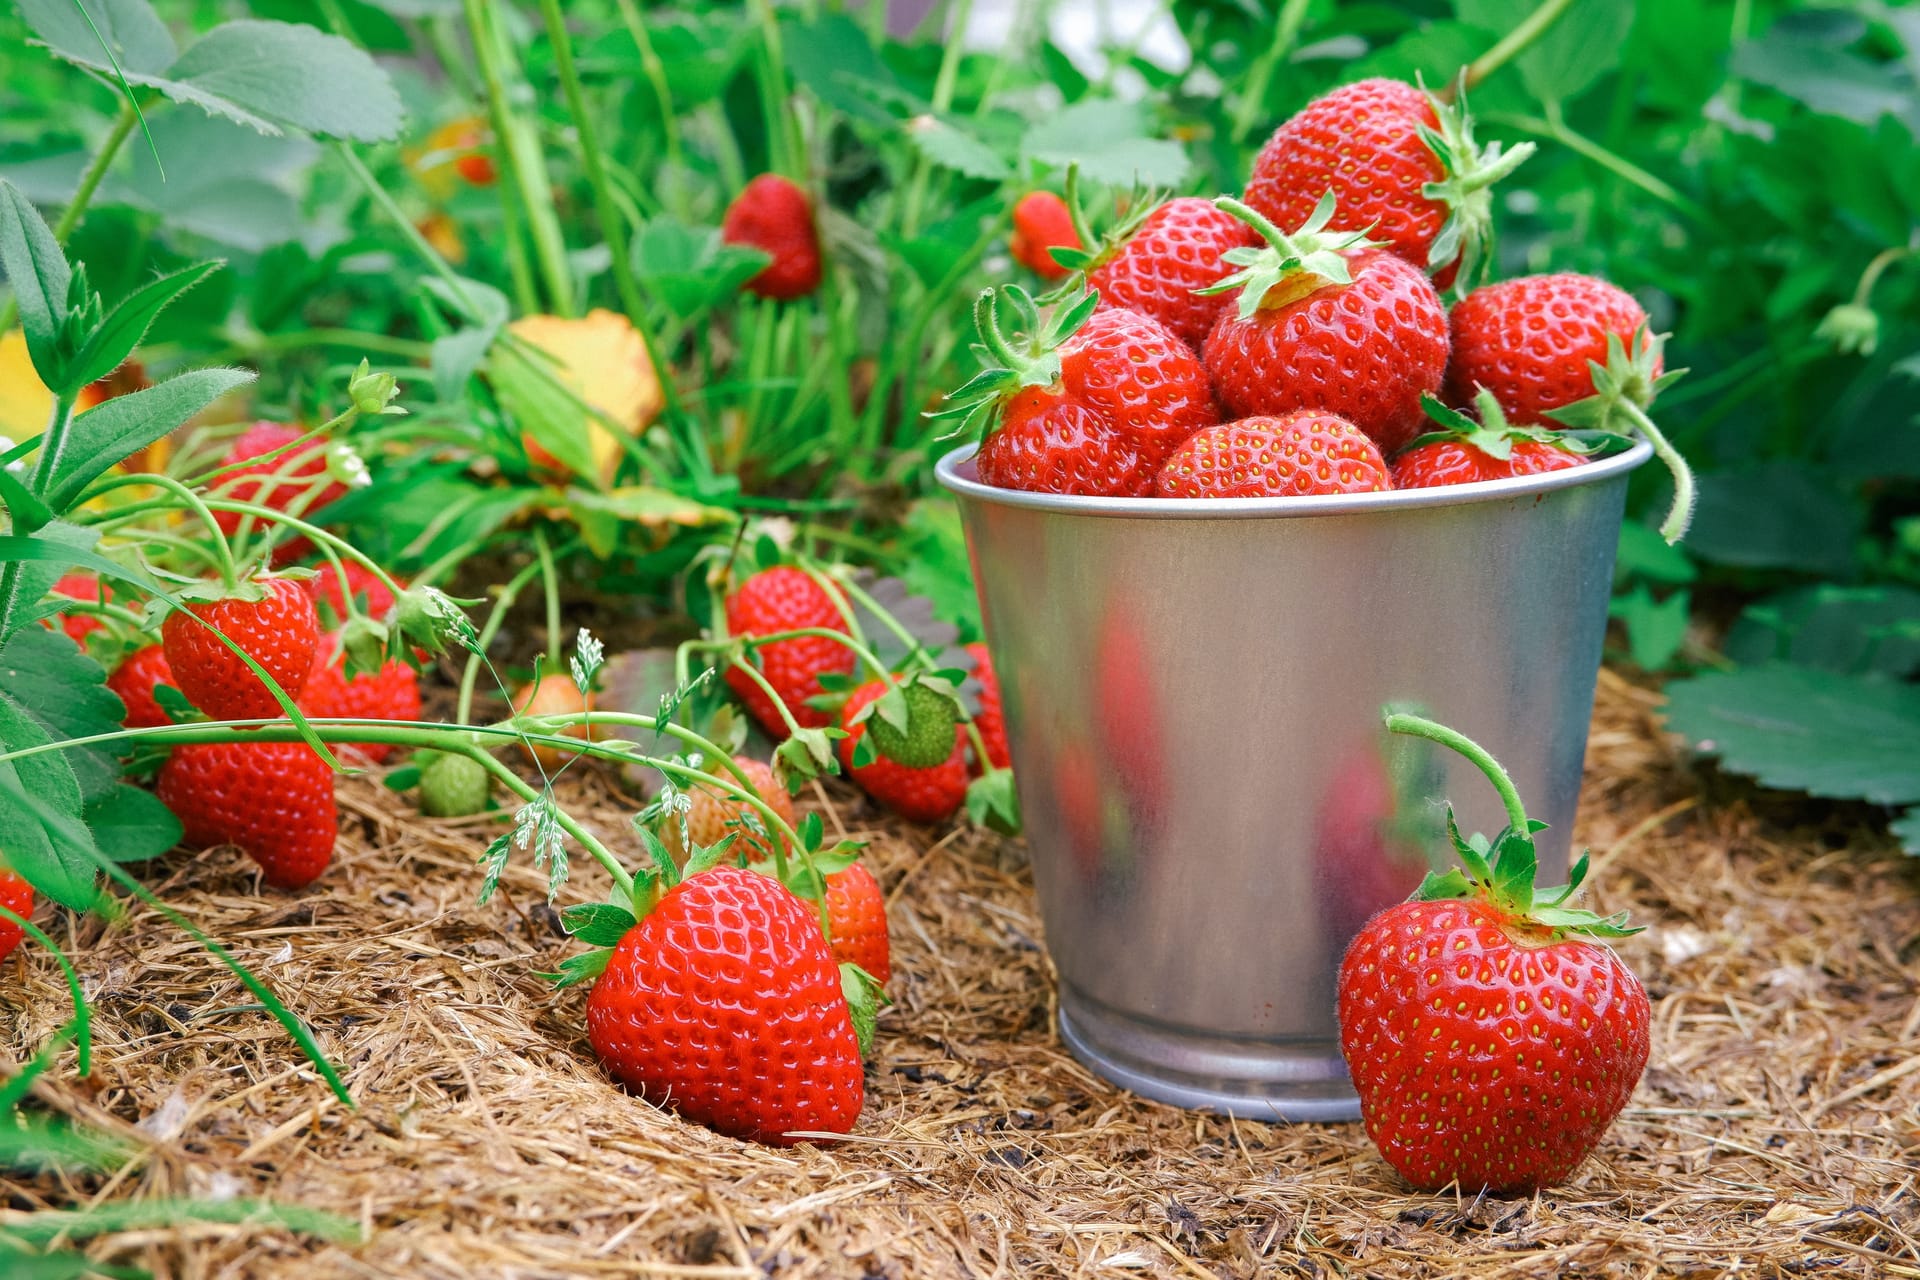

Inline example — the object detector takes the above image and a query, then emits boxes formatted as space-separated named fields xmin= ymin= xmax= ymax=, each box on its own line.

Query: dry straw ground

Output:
xmin=3 ymin=668 xmax=1918 ymax=1278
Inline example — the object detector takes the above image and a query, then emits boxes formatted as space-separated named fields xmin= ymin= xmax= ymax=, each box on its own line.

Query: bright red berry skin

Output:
xmin=158 ymin=741 xmax=338 ymax=889
xmin=837 ymin=680 xmax=968 ymax=823
xmin=723 ymin=567 xmax=856 ymax=735
xmin=108 ymin=644 xmax=175 ymax=730
xmin=299 ymin=635 xmax=421 ymax=764
xmin=1338 ymin=897 xmax=1652 ymax=1195
xmin=1245 ymin=79 xmax=1459 ymax=287
xmin=978 ymin=306 xmax=1216 ymax=497
xmin=1392 ymin=438 xmax=1586 ymax=489
xmin=306 ymin=561 xmax=399 ymax=625
xmin=161 ymin=579 xmax=318 ymax=721
xmin=1154 ymin=412 xmax=1390 ymax=498
xmin=0 ymin=867 xmax=32 ymax=963
xmin=586 ymin=866 xmax=864 ymax=1145
xmin=1010 ymin=191 xmax=1081 ymax=280
xmin=824 ymin=863 xmax=890 ymax=985
xmin=213 ymin=423 xmax=348 ymax=563
xmin=1204 ymin=250 xmax=1447 ymax=456
xmin=1088 ymin=197 xmax=1260 ymax=349
xmin=965 ymin=642 xmax=1011 ymax=772
xmin=1446 ymin=274 xmax=1657 ymax=425
xmin=722 ymin=175 xmax=824 ymax=301
xmin=50 ymin=573 xmax=107 ymax=645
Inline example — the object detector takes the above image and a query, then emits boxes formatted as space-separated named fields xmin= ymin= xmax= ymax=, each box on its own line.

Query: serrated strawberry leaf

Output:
xmin=0 ymin=624 xmax=123 ymax=801
xmin=0 ymin=692 xmax=99 ymax=910
xmin=83 ymin=784 xmax=181 ymax=863
xmin=799 ymin=810 xmax=825 ymax=853
xmin=539 ymin=947 xmax=614 ymax=990
xmin=561 ymin=901 xmax=637 ymax=947
xmin=838 ymin=962 xmax=884 ymax=1059
xmin=965 ymin=768 xmax=1021 ymax=836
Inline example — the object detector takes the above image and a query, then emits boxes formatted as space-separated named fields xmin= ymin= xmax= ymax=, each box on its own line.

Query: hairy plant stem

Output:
xmin=0 ymin=394 xmax=78 ymax=638
xmin=1385 ymin=713 xmax=1528 ymax=835
xmin=54 ymin=102 xmax=138 ymax=244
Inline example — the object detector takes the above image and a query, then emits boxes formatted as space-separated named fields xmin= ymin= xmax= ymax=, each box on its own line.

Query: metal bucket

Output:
xmin=936 ymin=441 xmax=1652 ymax=1121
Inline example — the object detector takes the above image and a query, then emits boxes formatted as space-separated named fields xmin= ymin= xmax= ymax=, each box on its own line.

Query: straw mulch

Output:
xmin=3 ymin=667 xmax=1918 ymax=1279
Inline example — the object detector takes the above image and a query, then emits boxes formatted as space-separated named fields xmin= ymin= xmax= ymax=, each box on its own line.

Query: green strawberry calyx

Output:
xmin=1542 ymin=326 xmax=1695 ymax=544
xmin=1385 ymin=711 xmax=1641 ymax=942
xmin=931 ymin=284 xmax=1100 ymax=442
xmin=1202 ymin=193 xmax=1383 ymax=319
xmin=1416 ymin=73 xmax=1536 ymax=290
xmin=1040 ymin=163 xmax=1159 ymax=288
xmin=1400 ymin=388 xmax=1626 ymax=462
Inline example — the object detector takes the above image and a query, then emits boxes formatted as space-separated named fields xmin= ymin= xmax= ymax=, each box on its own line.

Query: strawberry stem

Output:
xmin=1385 ymin=712 xmax=1529 ymax=836
xmin=1616 ymin=399 xmax=1696 ymax=544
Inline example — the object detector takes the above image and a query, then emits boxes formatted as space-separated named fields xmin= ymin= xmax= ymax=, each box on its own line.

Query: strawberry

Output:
xmin=1009 ymin=191 xmax=1081 ymax=280
xmin=948 ymin=289 xmax=1216 ymax=497
xmin=837 ymin=680 xmax=967 ymax=823
xmin=1337 ymin=713 xmax=1651 ymax=1196
xmin=212 ymin=422 xmax=350 ymax=563
xmin=1393 ymin=390 xmax=1591 ymax=490
xmin=0 ymin=859 xmax=33 ymax=963
xmin=160 ymin=578 xmax=319 ymax=721
xmin=721 ymin=174 xmax=824 ymax=301
xmin=306 ymin=560 xmax=400 ymax=626
xmin=1201 ymin=197 xmax=1449 ymax=455
xmin=512 ymin=673 xmax=594 ymax=769
xmin=158 ymin=740 xmax=338 ymax=889
xmin=665 ymin=756 xmax=795 ymax=863
xmin=1082 ymin=197 xmax=1261 ymax=349
xmin=49 ymin=573 xmax=108 ymax=645
xmin=1243 ymin=78 xmax=1532 ymax=289
xmin=855 ymin=676 xmax=959 ymax=769
xmin=107 ymin=644 xmax=176 ymax=731
xmin=723 ymin=567 xmax=857 ymax=735
xmin=418 ymin=753 xmax=490 ymax=817
xmin=965 ymin=642 xmax=1011 ymax=772
xmin=1153 ymin=412 xmax=1390 ymax=498
xmin=299 ymin=634 xmax=421 ymax=764
xmin=824 ymin=863 xmax=889 ymax=985
xmin=586 ymin=865 xmax=864 ymax=1144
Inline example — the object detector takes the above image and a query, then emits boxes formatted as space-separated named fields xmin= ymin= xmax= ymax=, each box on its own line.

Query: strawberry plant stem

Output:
xmin=1385 ymin=712 xmax=1529 ymax=835
xmin=1462 ymin=0 xmax=1576 ymax=91
xmin=613 ymin=0 xmax=684 ymax=173
xmin=726 ymin=655 xmax=812 ymax=741
xmin=51 ymin=101 xmax=137 ymax=244
xmin=1484 ymin=108 xmax=1705 ymax=222
xmin=458 ymin=556 xmax=546 ymax=725
xmin=1617 ymin=399 xmax=1696 ymax=544
xmin=1230 ymin=0 xmax=1311 ymax=143
xmin=535 ymin=528 xmax=563 ymax=668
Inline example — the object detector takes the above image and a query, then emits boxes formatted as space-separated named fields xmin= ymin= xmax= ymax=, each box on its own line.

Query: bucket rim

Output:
xmin=934 ymin=438 xmax=1654 ymax=519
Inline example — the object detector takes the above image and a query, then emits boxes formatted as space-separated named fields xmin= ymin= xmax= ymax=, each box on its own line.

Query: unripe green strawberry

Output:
xmin=419 ymin=753 xmax=490 ymax=817
xmin=862 ymin=680 xmax=958 ymax=769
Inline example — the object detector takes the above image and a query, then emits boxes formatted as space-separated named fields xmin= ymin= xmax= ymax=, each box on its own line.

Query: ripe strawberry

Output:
xmin=1393 ymin=390 xmax=1590 ymax=490
xmin=824 ymin=862 xmax=889 ymax=984
xmin=108 ymin=644 xmax=176 ymax=731
xmin=666 ymin=756 xmax=795 ymax=863
xmin=1153 ymin=412 xmax=1390 ymax=498
xmin=837 ymin=680 xmax=967 ymax=823
xmin=586 ymin=865 xmax=864 ymax=1144
xmin=1084 ymin=197 xmax=1261 ymax=348
xmin=1009 ymin=191 xmax=1081 ymax=280
xmin=1338 ymin=713 xmax=1651 ymax=1196
xmin=158 ymin=740 xmax=338 ymax=888
xmin=212 ymin=422 xmax=349 ymax=563
xmin=418 ymin=752 xmax=490 ymax=817
xmin=0 ymin=860 xmax=33 ymax=963
xmin=722 ymin=174 xmax=824 ymax=301
xmin=49 ymin=573 xmax=107 ymax=645
xmin=1201 ymin=197 xmax=1449 ymax=455
xmin=306 ymin=560 xmax=400 ymax=625
xmin=965 ymin=642 xmax=1011 ymax=771
xmin=1243 ymin=78 xmax=1532 ymax=289
xmin=723 ymin=567 xmax=857 ymax=735
xmin=951 ymin=289 xmax=1216 ymax=497
xmin=160 ymin=578 xmax=319 ymax=720
xmin=1445 ymin=274 xmax=1659 ymax=424
xmin=299 ymin=634 xmax=421 ymax=764
xmin=512 ymin=673 xmax=594 ymax=769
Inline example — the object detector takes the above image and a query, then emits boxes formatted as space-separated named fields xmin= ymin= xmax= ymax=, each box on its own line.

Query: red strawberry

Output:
xmin=1085 ymin=197 xmax=1260 ymax=348
xmin=837 ymin=680 xmax=967 ymax=823
xmin=1153 ymin=412 xmax=1390 ymax=498
xmin=723 ymin=567 xmax=857 ymax=735
xmin=299 ymin=634 xmax=421 ymax=764
xmin=160 ymin=578 xmax=319 ymax=721
xmin=158 ymin=740 xmax=338 ymax=888
xmin=1392 ymin=390 xmax=1590 ymax=490
xmin=212 ymin=423 xmax=350 ymax=563
xmin=824 ymin=863 xmax=890 ymax=984
xmin=1445 ymin=274 xmax=1658 ymax=425
xmin=953 ymin=290 xmax=1217 ymax=497
xmin=667 ymin=756 xmax=795 ymax=863
xmin=1243 ymin=78 xmax=1532 ymax=289
xmin=1337 ymin=713 xmax=1651 ymax=1195
xmin=306 ymin=560 xmax=400 ymax=625
xmin=1201 ymin=198 xmax=1449 ymax=455
xmin=0 ymin=860 xmax=33 ymax=963
xmin=965 ymin=641 xmax=1011 ymax=771
xmin=721 ymin=174 xmax=824 ymax=301
xmin=1009 ymin=191 xmax=1081 ymax=280
xmin=107 ymin=644 xmax=176 ymax=731
xmin=586 ymin=865 xmax=864 ymax=1144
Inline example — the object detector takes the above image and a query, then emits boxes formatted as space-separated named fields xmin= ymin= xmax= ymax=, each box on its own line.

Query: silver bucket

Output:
xmin=936 ymin=441 xmax=1652 ymax=1121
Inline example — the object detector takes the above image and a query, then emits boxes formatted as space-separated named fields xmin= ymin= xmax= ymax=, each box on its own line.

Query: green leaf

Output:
xmin=1891 ymin=807 xmax=1920 ymax=856
xmin=1615 ymin=521 xmax=1697 ymax=586
xmin=780 ymin=12 xmax=907 ymax=125
xmin=83 ymin=784 xmax=182 ymax=863
xmin=489 ymin=343 xmax=597 ymax=481
xmin=1021 ymin=100 xmax=1190 ymax=186
xmin=2 ymin=1199 xmax=358 ymax=1246
xmin=1732 ymin=16 xmax=1913 ymax=125
xmin=132 ymin=20 xmax=405 ymax=142
xmin=839 ymin=962 xmax=883 ymax=1059
xmin=1663 ymin=664 xmax=1920 ymax=807
xmin=1685 ymin=465 xmax=1863 ymax=576
xmin=1723 ymin=585 xmax=1920 ymax=680
xmin=55 ymin=260 xmax=222 ymax=396
xmin=799 ymin=810 xmax=824 ymax=853
xmin=1608 ymin=584 xmax=1691 ymax=672
xmin=964 ymin=768 xmax=1021 ymax=836
xmin=1489 ymin=828 xmax=1539 ymax=910
xmin=0 ymin=691 xmax=100 ymax=910
xmin=0 ymin=178 xmax=72 ymax=387
xmin=0 ymin=522 xmax=100 ymax=642
xmin=910 ymin=117 xmax=1011 ymax=180
xmin=0 ymin=623 xmax=123 ymax=801
xmin=541 ymin=947 xmax=613 ymax=990
xmin=630 ymin=219 xmax=769 ymax=319
xmin=1456 ymin=0 xmax=1634 ymax=105
xmin=561 ymin=901 xmax=636 ymax=947
xmin=16 ymin=0 xmax=178 ymax=76
xmin=45 ymin=368 xmax=256 ymax=509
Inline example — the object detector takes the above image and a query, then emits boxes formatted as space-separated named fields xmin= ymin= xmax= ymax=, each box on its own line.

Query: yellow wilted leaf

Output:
xmin=0 ymin=329 xmax=55 ymax=438
xmin=506 ymin=309 xmax=665 ymax=487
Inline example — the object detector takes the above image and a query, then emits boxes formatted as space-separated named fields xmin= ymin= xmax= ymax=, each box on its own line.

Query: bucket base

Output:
xmin=1058 ymin=992 xmax=1361 ymax=1123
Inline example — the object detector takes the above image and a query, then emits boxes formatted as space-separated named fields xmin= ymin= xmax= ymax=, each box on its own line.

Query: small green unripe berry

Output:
xmin=419 ymin=753 xmax=490 ymax=817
